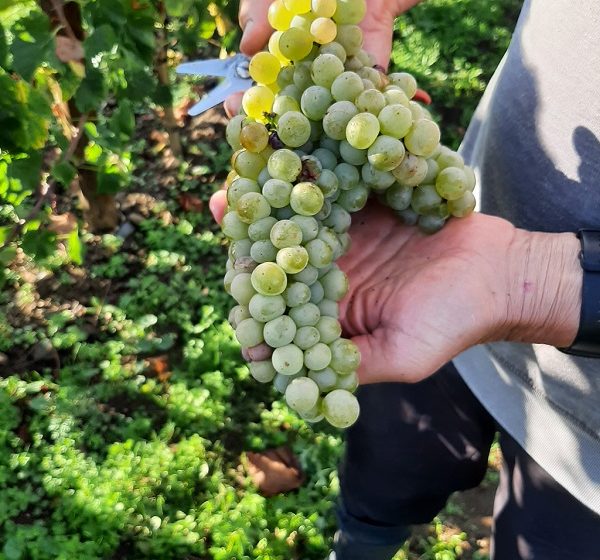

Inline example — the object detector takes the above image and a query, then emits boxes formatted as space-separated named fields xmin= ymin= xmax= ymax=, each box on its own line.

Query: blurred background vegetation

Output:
xmin=0 ymin=1 xmax=521 ymax=558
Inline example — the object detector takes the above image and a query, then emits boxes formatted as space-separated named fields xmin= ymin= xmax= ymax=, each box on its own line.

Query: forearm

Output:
xmin=500 ymin=230 xmax=582 ymax=348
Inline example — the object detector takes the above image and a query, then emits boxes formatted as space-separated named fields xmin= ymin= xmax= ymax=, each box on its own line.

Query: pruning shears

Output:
xmin=176 ymin=53 xmax=252 ymax=116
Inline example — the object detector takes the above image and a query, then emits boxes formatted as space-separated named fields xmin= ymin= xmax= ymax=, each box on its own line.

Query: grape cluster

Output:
xmin=222 ymin=0 xmax=476 ymax=428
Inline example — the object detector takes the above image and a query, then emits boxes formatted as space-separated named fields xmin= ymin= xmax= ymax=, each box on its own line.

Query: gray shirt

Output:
xmin=455 ymin=0 xmax=600 ymax=513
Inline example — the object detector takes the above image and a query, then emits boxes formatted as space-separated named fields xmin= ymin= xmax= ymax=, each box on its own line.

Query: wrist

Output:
xmin=498 ymin=229 xmax=582 ymax=347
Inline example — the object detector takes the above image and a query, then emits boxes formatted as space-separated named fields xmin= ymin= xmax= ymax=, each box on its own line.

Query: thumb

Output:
xmin=359 ymin=13 xmax=395 ymax=70
xmin=239 ymin=0 xmax=274 ymax=56
xmin=351 ymin=329 xmax=400 ymax=385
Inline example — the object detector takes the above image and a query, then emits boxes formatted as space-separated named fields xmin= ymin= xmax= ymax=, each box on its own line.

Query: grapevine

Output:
xmin=222 ymin=0 xmax=476 ymax=428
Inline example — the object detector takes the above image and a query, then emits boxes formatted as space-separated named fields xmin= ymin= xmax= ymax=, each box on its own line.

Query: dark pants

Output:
xmin=335 ymin=363 xmax=600 ymax=560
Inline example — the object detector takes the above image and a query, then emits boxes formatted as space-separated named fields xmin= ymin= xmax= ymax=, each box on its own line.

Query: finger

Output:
xmin=360 ymin=14 xmax=395 ymax=70
xmin=414 ymin=88 xmax=432 ymax=105
xmin=239 ymin=0 xmax=274 ymax=56
xmin=224 ymin=91 xmax=244 ymax=117
xmin=351 ymin=330 xmax=399 ymax=385
xmin=209 ymin=189 xmax=228 ymax=224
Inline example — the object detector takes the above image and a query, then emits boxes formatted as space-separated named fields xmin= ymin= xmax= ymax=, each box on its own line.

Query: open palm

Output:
xmin=337 ymin=202 xmax=516 ymax=384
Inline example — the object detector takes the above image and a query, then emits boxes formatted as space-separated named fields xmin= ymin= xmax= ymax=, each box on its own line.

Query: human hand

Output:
xmin=338 ymin=202 xmax=582 ymax=384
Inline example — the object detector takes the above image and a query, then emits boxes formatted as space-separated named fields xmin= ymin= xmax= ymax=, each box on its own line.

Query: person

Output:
xmin=210 ymin=1 xmax=600 ymax=558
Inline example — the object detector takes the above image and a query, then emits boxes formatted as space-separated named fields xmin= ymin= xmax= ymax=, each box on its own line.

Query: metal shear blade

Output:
xmin=176 ymin=53 xmax=252 ymax=116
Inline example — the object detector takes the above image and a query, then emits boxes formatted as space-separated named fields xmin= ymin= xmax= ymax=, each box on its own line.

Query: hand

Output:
xmin=338 ymin=202 xmax=582 ymax=384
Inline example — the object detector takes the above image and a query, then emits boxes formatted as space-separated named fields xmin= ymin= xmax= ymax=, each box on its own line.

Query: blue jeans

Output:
xmin=334 ymin=363 xmax=600 ymax=560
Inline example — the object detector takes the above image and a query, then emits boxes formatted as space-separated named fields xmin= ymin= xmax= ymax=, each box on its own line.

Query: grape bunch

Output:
xmin=222 ymin=0 xmax=476 ymax=428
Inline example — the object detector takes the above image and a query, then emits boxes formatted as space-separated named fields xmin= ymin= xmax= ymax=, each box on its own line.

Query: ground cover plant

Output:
xmin=0 ymin=1 xmax=521 ymax=558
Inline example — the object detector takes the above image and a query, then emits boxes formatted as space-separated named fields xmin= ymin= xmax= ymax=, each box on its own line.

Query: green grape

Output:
xmin=294 ymin=325 xmax=321 ymax=350
xmin=236 ymin=192 xmax=272 ymax=224
xmin=392 ymin=153 xmax=428 ymax=186
xmin=262 ymin=178 xmax=293 ymax=208
xmin=346 ymin=113 xmax=380 ymax=149
xmin=290 ymin=182 xmax=325 ymax=216
xmin=312 ymin=0 xmax=337 ymax=17
xmin=423 ymin=158 xmax=440 ymax=184
xmin=356 ymin=89 xmax=386 ymax=115
xmin=278 ymin=28 xmax=314 ymax=61
xmin=333 ymin=0 xmax=366 ymax=24
xmin=317 ymin=169 xmax=340 ymax=198
xmin=448 ymin=191 xmax=476 ymax=217
xmin=230 ymin=239 xmax=252 ymax=260
xmin=464 ymin=166 xmax=476 ymax=192
xmin=384 ymin=87 xmax=410 ymax=107
xmin=323 ymin=389 xmax=360 ymax=428
xmin=311 ymin=54 xmax=344 ymax=89
xmin=323 ymin=101 xmax=359 ymax=140
xmin=222 ymin=211 xmax=249 ymax=240
xmin=249 ymin=361 xmax=277 ymax=383
xmin=317 ymin=227 xmax=342 ymax=257
xmin=283 ymin=0 xmax=311 ymax=14
xmin=227 ymin=178 xmax=260 ymax=207
xmin=335 ymin=371 xmax=358 ymax=392
xmin=224 ymin=269 xmax=239 ymax=294
xmin=324 ymin=203 xmax=351 ymax=233
xmin=404 ymin=119 xmax=441 ymax=158
xmin=367 ymin=135 xmax=405 ymax=171
xmin=315 ymin=198 xmax=332 ymax=221
xmin=248 ymin=216 xmax=277 ymax=241
xmin=319 ymin=137 xmax=341 ymax=155
xmin=273 ymin=344 xmax=306 ymax=376
xmin=435 ymin=167 xmax=468 ymax=200
xmin=277 ymin=111 xmax=312 ymax=148
xmin=411 ymin=184 xmax=443 ymax=215
xmin=270 ymin=219 xmax=303 ymax=248
xmin=249 ymin=294 xmax=286 ymax=322
xmin=232 ymin=150 xmax=266 ymax=180
xmin=316 ymin=316 xmax=342 ymax=344
xmin=258 ymin=167 xmax=272 ymax=187
xmin=293 ymin=61 xmax=313 ymax=90
xmin=290 ymin=13 xmax=315 ymax=32
xmin=285 ymin=376 xmax=320 ymax=413
xmin=388 ymin=72 xmax=418 ymax=99
xmin=230 ymin=273 xmax=256 ymax=305
xmin=304 ymin=342 xmax=332 ymax=371
xmin=318 ymin=298 xmax=338 ymax=317
xmin=289 ymin=302 xmax=321 ymax=327
xmin=385 ymin=183 xmax=413 ymax=211
xmin=250 ymin=239 xmax=278 ymax=263
xmin=279 ymin=84 xmax=303 ymax=102
xmin=319 ymin=41 xmax=347 ymax=63
xmin=311 ymin=17 xmax=337 ymax=44
xmin=264 ymin=315 xmax=297 ymax=348
xmin=336 ymin=183 xmax=369 ymax=212
xmin=301 ymin=85 xmax=333 ymax=121
xmin=311 ymin=148 xmax=336 ymax=171
xmin=268 ymin=0 xmax=294 ymax=30
xmin=292 ymin=263 xmax=319 ymax=285
xmin=309 ymin=280 xmax=324 ymax=304
xmin=333 ymin=162 xmax=359 ymax=190
xmin=378 ymin=104 xmax=413 ymax=138
xmin=273 ymin=371 xmax=302 ymax=393
xmin=331 ymin=71 xmax=364 ymax=102
xmin=268 ymin=149 xmax=302 ymax=182
xmin=236 ymin=318 xmax=264 ymax=348
xmin=229 ymin=305 xmax=251 ymax=329
xmin=339 ymin=141 xmax=367 ymax=166
xmin=436 ymin=146 xmax=465 ymax=171
xmin=226 ymin=114 xmax=245 ymax=149
xmin=336 ymin=24 xmax=363 ymax=55
xmin=242 ymin=86 xmax=275 ymax=119
xmin=321 ymin=267 xmax=348 ymax=301
xmin=305 ymin=238 xmax=334 ymax=267
xmin=290 ymin=215 xmax=319 ymax=241
xmin=284 ymin=281 xmax=312 ymax=307
xmin=418 ymin=214 xmax=446 ymax=234
xmin=251 ymin=262 xmax=288 ymax=295
xmin=330 ymin=338 xmax=360 ymax=373
xmin=249 ymin=52 xmax=281 ymax=85
xmin=269 ymin=31 xmax=290 ymax=64
xmin=308 ymin=367 xmax=337 ymax=392
xmin=276 ymin=245 xmax=309 ymax=274
xmin=396 ymin=207 xmax=419 ymax=226
xmin=361 ymin=163 xmax=395 ymax=192
xmin=408 ymin=100 xmax=424 ymax=121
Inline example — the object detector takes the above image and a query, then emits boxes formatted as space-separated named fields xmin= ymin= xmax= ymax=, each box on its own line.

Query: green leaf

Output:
xmin=51 ymin=161 xmax=77 ymax=188
xmin=165 ymin=0 xmax=195 ymax=17
xmin=97 ymin=170 xmax=122 ymax=194
xmin=66 ymin=226 xmax=83 ymax=265
xmin=5 ymin=152 xmax=42 ymax=203
xmin=3 ymin=536 xmax=23 ymax=560
xmin=0 ymin=246 xmax=17 ymax=266
xmin=75 ymin=64 xmax=107 ymax=112
xmin=0 ymin=22 xmax=7 ymax=68
xmin=21 ymin=229 xmax=56 ymax=260
xmin=10 ymin=11 xmax=54 ymax=81
xmin=84 ymin=24 xmax=118 ymax=58
xmin=110 ymin=99 xmax=135 ymax=138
